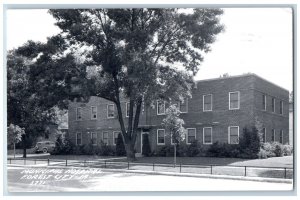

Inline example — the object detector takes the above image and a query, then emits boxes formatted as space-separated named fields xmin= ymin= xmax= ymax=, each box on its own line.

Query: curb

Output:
xmin=7 ymin=164 xmax=293 ymax=184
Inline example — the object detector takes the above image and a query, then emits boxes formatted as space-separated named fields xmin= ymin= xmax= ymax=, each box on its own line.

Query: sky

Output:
xmin=5 ymin=8 xmax=293 ymax=91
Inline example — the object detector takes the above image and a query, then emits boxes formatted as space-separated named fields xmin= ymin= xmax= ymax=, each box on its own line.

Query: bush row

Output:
xmin=51 ymin=135 xmax=126 ymax=156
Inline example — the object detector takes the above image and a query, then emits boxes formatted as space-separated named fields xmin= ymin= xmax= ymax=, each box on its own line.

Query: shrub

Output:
xmin=99 ymin=142 xmax=116 ymax=156
xmin=116 ymin=133 xmax=126 ymax=156
xmin=51 ymin=136 xmax=74 ymax=155
xmin=186 ymin=140 xmax=200 ymax=157
xmin=238 ymin=127 xmax=260 ymax=159
xmin=142 ymin=134 xmax=151 ymax=157
xmin=262 ymin=142 xmax=275 ymax=157
xmin=282 ymin=144 xmax=293 ymax=156
xmin=257 ymin=148 xmax=268 ymax=159
xmin=273 ymin=142 xmax=284 ymax=157
xmin=206 ymin=142 xmax=223 ymax=157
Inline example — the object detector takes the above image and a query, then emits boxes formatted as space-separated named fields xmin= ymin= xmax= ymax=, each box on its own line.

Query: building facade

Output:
xmin=68 ymin=74 xmax=289 ymax=154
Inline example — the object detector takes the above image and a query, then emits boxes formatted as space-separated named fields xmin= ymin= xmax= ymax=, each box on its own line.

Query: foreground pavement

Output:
xmin=6 ymin=166 xmax=293 ymax=192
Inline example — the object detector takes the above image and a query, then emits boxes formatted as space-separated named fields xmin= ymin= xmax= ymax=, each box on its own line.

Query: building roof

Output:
xmin=195 ymin=73 xmax=289 ymax=92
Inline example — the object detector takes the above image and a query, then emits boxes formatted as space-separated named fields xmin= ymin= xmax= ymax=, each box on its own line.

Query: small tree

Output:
xmin=7 ymin=124 xmax=25 ymax=158
xmin=163 ymin=104 xmax=186 ymax=167
xmin=116 ymin=133 xmax=126 ymax=156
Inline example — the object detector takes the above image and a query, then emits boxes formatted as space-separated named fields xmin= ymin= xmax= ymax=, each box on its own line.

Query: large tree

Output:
xmin=15 ymin=8 xmax=224 ymax=160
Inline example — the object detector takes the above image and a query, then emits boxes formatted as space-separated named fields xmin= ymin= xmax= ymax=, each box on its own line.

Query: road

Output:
xmin=6 ymin=166 xmax=293 ymax=192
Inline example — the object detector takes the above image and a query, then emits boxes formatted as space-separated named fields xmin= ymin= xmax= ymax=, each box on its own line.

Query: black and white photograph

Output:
xmin=2 ymin=1 xmax=296 ymax=196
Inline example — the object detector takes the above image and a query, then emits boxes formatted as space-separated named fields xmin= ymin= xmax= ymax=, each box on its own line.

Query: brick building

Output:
xmin=67 ymin=74 xmax=289 ymax=154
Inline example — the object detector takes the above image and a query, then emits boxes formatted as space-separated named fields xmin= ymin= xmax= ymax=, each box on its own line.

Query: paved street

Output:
xmin=7 ymin=166 xmax=293 ymax=192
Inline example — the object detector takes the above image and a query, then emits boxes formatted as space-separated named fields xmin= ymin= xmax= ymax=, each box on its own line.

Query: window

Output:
xmin=113 ymin=131 xmax=121 ymax=145
xmin=157 ymin=129 xmax=165 ymax=145
xmin=228 ymin=126 xmax=239 ymax=144
xmin=76 ymin=107 xmax=82 ymax=120
xmin=262 ymin=128 xmax=266 ymax=143
xmin=229 ymin=92 xmax=240 ymax=110
xmin=91 ymin=106 xmax=97 ymax=119
xmin=179 ymin=98 xmax=188 ymax=113
xmin=91 ymin=132 xmax=97 ymax=145
xmin=107 ymin=104 xmax=115 ymax=118
xmin=76 ymin=132 xmax=82 ymax=145
xmin=126 ymin=102 xmax=130 ymax=117
xmin=262 ymin=94 xmax=267 ymax=110
xmin=280 ymin=130 xmax=283 ymax=144
xmin=272 ymin=129 xmax=276 ymax=142
xmin=203 ymin=127 xmax=212 ymax=144
xmin=272 ymin=98 xmax=276 ymax=113
xmin=203 ymin=94 xmax=212 ymax=111
xmin=280 ymin=101 xmax=283 ymax=115
xmin=157 ymin=100 xmax=165 ymax=115
xmin=102 ymin=131 xmax=109 ymax=144
xmin=186 ymin=128 xmax=196 ymax=144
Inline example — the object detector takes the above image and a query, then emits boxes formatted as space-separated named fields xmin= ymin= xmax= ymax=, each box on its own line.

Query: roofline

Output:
xmin=195 ymin=73 xmax=290 ymax=92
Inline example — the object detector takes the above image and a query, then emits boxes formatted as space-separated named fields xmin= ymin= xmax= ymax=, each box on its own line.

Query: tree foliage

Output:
xmin=12 ymin=8 xmax=224 ymax=160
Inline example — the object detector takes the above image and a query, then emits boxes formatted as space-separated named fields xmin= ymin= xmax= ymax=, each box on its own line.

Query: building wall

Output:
xmin=67 ymin=74 xmax=290 ymax=152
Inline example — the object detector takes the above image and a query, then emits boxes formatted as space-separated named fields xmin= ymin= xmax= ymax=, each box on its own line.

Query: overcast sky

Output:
xmin=5 ymin=8 xmax=293 ymax=91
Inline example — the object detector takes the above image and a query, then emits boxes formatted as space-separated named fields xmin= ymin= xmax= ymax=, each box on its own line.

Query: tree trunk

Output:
xmin=22 ymin=134 xmax=26 ymax=158
xmin=13 ymin=142 xmax=16 ymax=159
xmin=174 ymin=144 xmax=176 ymax=168
xmin=125 ymin=142 xmax=136 ymax=161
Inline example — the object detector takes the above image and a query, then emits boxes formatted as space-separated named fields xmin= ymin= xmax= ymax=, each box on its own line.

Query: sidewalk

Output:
xmin=7 ymin=163 xmax=293 ymax=184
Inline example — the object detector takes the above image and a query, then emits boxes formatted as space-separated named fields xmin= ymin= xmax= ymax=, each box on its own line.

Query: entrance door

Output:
xmin=141 ymin=132 xmax=149 ymax=155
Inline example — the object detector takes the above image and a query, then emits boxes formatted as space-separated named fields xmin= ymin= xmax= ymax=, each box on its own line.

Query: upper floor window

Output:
xmin=107 ymin=104 xmax=115 ymax=118
xmin=272 ymin=129 xmax=276 ymax=142
xmin=91 ymin=132 xmax=97 ymax=145
xmin=280 ymin=101 xmax=283 ymax=115
xmin=76 ymin=132 xmax=82 ymax=145
xmin=228 ymin=126 xmax=239 ymax=144
xmin=157 ymin=129 xmax=165 ymax=145
xmin=102 ymin=131 xmax=109 ymax=145
xmin=262 ymin=128 xmax=266 ymax=143
xmin=76 ymin=107 xmax=82 ymax=120
xmin=157 ymin=100 xmax=165 ymax=115
xmin=179 ymin=98 xmax=188 ymax=113
xmin=91 ymin=106 xmax=97 ymax=120
xmin=272 ymin=98 xmax=276 ymax=113
xmin=262 ymin=94 xmax=267 ymax=111
xmin=203 ymin=127 xmax=212 ymax=144
xmin=229 ymin=91 xmax=240 ymax=110
xmin=126 ymin=102 xmax=130 ymax=117
xmin=203 ymin=94 xmax=212 ymax=111
xmin=186 ymin=128 xmax=196 ymax=144
xmin=113 ymin=131 xmax=121 ymax=145
xmin=280 ymin=130 xmax=283 ymax=144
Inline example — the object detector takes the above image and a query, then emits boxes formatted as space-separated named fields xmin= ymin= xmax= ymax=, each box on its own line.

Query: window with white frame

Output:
xmin=102 ymin=131 xmax=109 ymax=144
xmin=186 ymin=128 xmax=196 ymax=144
xmin=272 ymin=98 xmax=276 ymax=112
xmin=179 ymin=98 xmax=188 ymax=113
xmin=107 ymin=104 xmax=115 ymax=118
xmin=272 ymin=129 xmax=276 ymax=142
xmin=91 ymin=106 xmax=97 ymax=120
xmin=280 ymin=101 xmax=283 ymax=115
xmin=229 ymin=92 xmax=240 ymax=110
xmin=262 ymin=94 xmax=267 ymax=111
xmin=262 ymin=128 xmax=266 ymax=143
xmin=113 ymin=131 xmax=121 ymax=145
xmin=228 ymin=126 xmax=239 ymax=144
xmin=76 ymin=132 xmax=82 ymax=145
xmin=91 ymin=132 xmax=97 ymax=145
xmin=280 ymin=130 xmax=283 ymax=144
xmin=203 ymin=127 xmax=212 ymax=144
xmin=157 ymin=100 xmax=165 ymax=115
xmin=126 ymin=102 xmax=130 ymax=117
xmin=203 ymin=94 xmax=212 ymax=111
xmin=157 ymin=129 xmax=165 ymax=145
xmin=76 ymin=107 xmax=82 ymax=120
